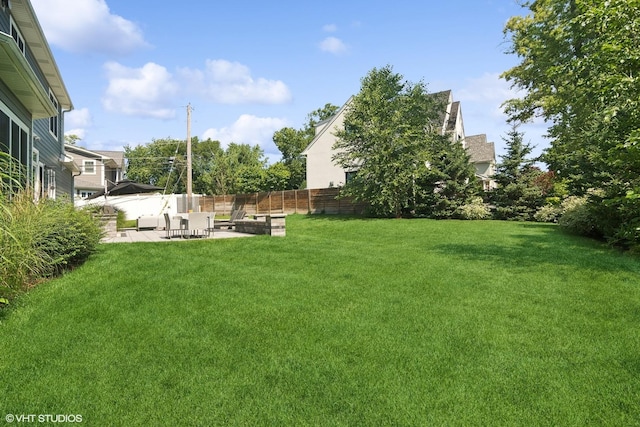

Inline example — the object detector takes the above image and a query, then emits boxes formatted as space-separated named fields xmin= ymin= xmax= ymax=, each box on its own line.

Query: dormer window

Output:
xmin=10 ymin=17 xmax=25 ymax=55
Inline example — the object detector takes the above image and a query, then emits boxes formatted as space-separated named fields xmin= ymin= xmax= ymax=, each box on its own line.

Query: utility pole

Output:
xmin=186 ymin=103 xmax=193 ymax=212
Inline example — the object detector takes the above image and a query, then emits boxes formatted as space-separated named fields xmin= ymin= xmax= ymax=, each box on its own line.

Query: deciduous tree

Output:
xmin=333 ymin=65 xmax=476 ymax=217
xmin=502 ymin=0 xmax=640 ymax=247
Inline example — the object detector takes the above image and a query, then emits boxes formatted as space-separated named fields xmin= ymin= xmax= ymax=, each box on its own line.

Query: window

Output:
xmin=47 ymin=169 xmax=56 ymax=199
xmin=32 ymin=149 xmax=45 ymax=201
xmin=0 ymin=102 xmax=31 ymax=189
xmin=49 ymin=91 xmax=59 ymax=137
xmin=345 ymin=171 xmax=358 ymax=184
xmin=83 ymin=160 xmax=96 ymax=174
xmin=10 ymin=18 xmax=25 ymax=55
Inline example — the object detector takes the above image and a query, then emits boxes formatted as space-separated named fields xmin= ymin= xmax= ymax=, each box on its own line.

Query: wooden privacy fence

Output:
xmin=198 ymin=188 xmax=367 ymax=216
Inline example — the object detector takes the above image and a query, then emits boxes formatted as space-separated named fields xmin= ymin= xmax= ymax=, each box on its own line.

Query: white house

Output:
xmin=301 ymin=90 xmax=496 ymax=190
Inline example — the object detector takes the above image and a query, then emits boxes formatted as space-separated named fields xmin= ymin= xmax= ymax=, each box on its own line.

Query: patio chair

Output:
xmin=214 ymin=209 xmax=245 ymax=230
xmin=183 ymin=212 xmax=213 ymax=238
xmin=164 ymin=213 xmax=184 ymax=239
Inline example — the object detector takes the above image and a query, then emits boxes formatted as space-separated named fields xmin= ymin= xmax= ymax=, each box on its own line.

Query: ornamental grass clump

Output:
xmin=0 ymin=154 xmax=103 ymax=304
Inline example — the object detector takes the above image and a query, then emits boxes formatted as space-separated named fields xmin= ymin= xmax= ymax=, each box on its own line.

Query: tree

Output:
xmin=64 ymin=134 xmax=81 ymax=145
xmin=502 ymin=0 xmax=640 ymax=246
xmin=273 ymin=103 xmax=339 ymax=189
xmin=332 ymin=65 xmax=474 ymax=218
xmin=125 ymin=138 xmax=269 ymax=195
xmin=489 ymin=124 xmax=548 ymax=220
xmin=416 ymin=134 xmax=479 ymax=219
xmin=125 ymin=138 xmax=186 ymax=193
xmin=272 ymin=127 xmax=307 ymax=190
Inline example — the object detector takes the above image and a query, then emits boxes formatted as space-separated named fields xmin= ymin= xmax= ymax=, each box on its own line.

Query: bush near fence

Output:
xmin=199 ymin=188 xmax=366 ymax=216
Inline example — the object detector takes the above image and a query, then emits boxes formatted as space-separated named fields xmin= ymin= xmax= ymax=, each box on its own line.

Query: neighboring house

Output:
xmin=0 ymin=0 xmax=75 ymax=199
xmin=301 ymin=90 xmax=496 ymax=189
xmin=464 ymin=134 xmax=497 ymax=190
xmin=64 ymin=144 xmax=125 ymax=199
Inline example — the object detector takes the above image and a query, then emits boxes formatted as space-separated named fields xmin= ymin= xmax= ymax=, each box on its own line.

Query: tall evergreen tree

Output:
xmin=490 ymin=124 xmax=547 ymax=221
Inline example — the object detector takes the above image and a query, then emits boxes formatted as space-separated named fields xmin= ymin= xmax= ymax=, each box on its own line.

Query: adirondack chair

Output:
xmin=213 ymin=209 xmax=245 ymax=230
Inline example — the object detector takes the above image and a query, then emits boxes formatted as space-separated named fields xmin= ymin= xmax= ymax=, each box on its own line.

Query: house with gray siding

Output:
xmin=0 ymin=0 xmax=74 ymax=199
xmin=64 ymin=144 xmax=125 ymax=199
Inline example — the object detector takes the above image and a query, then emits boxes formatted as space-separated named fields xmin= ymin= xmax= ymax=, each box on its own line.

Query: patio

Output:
xmin=102 ymin=228 xmax=255 ymax=243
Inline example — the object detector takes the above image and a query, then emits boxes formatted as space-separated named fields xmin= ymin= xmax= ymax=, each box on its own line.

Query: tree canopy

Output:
xmin=333 ymin=65 xmax=477 ymax=218
xmin=124 ymin=138 xmax=270 ymax=195
xmin=502 ymin=0 xmax=640 ymax=247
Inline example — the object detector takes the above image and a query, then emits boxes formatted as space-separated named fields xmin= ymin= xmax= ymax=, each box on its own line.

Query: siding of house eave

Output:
xmin=11 ymin=0 xmax=72 ymax=110
xmin=70 ymin=150 xmax=106 ymax=191
xmin=303 ymin=104 xmax=348 ymax=189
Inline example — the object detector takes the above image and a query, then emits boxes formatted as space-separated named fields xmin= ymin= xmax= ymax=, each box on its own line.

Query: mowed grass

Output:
xmin=1 ymin=215 xmax=639 ymax=426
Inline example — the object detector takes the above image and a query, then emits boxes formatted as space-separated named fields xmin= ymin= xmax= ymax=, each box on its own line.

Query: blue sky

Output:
xmin=31 ymin=0 xmax=546 ymax=163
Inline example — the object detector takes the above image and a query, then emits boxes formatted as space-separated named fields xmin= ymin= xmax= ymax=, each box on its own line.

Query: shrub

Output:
xmin=0 ymin=188 xmax=103 ymax=303
xmin=587 ymin=187 xmax=640 ymax=251
xmin=558 ymin=196 xmax=599 ymax=237
xmin=456 ymin=197 xmax=491 ymax=220
xmin=534 ymin=204 xmax=562 ymax=223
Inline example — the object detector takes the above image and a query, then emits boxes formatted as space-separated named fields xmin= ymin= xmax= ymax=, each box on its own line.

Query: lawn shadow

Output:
xmin=301 ymin=213 xmax=372 ymax=222
xmin=432 ymin=223 xmax=639 ymax=274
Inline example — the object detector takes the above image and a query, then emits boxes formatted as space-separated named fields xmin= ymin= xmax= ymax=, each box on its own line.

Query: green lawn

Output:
xmin=1 ymin=215 xmax=639 ymax=426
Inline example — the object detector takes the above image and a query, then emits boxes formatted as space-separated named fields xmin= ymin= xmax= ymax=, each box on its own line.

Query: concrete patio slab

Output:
xmin=101 ymin=228 xmax=255 ymax=243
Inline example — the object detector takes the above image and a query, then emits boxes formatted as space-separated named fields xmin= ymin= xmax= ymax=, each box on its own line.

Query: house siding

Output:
xmin=0 ymin=0 xmax=73 ymax=199
xmin=0 ymin=6 xmax=9 ymax=33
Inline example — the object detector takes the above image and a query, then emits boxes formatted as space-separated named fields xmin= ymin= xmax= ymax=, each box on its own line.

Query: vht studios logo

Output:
xmin=5 ymin=414 xmax=83 ymax=423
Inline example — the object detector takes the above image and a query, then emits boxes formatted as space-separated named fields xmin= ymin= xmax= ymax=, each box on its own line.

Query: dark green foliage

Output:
xmin=558 ymin=195 xmax=600 ymax=238
xmin=415 ymin=134 xmax=479 ymax=218
xmin=489 ymin=125 xmax=549 ymax=221
xmin=503 ymin=0 xmax=640 ymax=248
xmin=586 ymin=186 xmax=640 ymax=251
xmin=125 ymin=138 xmax=270 ymax=195
xmin=334 ymin=65 xmax=477 ymax=218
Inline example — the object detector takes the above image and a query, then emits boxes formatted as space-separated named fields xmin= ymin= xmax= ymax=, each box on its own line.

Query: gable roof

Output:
xmin=301 ymin=96 xmax=352 ymax=156
xmin=95 ymin=150 xmax=125 ymax=169
xmin=64 ymin=144 xmax=124 ymax=169
xmin=465 ymin=134 xmax=496 ymax=163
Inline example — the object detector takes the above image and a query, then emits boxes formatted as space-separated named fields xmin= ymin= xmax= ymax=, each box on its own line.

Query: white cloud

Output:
xmin=319 ymin=37 xmax=348 ymax=55
xmin=323 ymin=24 xmax=338 ymax=32
xmin=457 ymin=72 xmax=523 ymax=104
xmin=201 ymin=114 xmax=289 ymax=157
xmin=31 ymin=0 xmax=149 ymax=55
xmin=64 ymin=128 xmax=86 ymax=140
xmin=64 ymin=108 xmax=92 ymax=140
xmin=102 ymin=62 xmax=179 ymax=119
xmin=179 ymin=60 xmax=292 ymax=105
xmin=65 ymin=108 xmax=93 ymax=128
